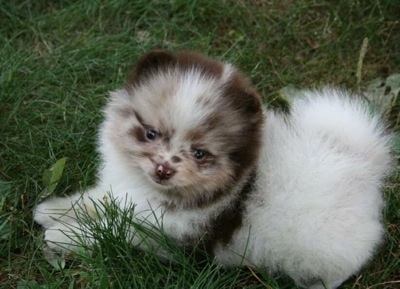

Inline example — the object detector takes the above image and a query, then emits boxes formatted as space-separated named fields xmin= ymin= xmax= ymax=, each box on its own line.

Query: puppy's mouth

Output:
xmin=149 ymin=175 xmax=173 ymax=187
xmin=153 ymin=177 xmax=169 ymax=185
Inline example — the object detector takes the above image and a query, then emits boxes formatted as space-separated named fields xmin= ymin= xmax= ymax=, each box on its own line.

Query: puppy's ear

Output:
xmin=235 ymin=89 xmax=263 ymax=127
xmin=131 ymin=50 xmax=176 ymax=83
xmin=224 ymin=73 xmax=263 ymax=117
xmin=243 ymin=88 xmax=263 ymax=114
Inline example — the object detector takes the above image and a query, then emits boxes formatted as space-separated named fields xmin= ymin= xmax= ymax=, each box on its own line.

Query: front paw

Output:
xmin=44 ymin=222 xmax=89 ymax=253
xmin=34 ymin=197 xmax=78 ymax=229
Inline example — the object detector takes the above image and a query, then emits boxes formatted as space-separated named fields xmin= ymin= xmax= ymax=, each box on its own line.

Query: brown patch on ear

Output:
xmin=173 ymin=51 xmax=224 ymax=79
xmin=126 ymin=50 xmax=225 ymax=89
xmin=127 ymin=50 xmax=177 ymax=86
xmin=243 ymin=88 xmax=263 ymax=115
xmin=221 ymin=73 xmax=264 ymax=181
xmin=225 ymin=72 xmax=263 ymax=116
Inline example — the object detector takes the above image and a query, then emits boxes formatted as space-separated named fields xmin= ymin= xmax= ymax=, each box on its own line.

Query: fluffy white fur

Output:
xmin=34 ymin=55 xmax=392 ymax=289
xmin=215 ymin=90 xmax=392 ymax=288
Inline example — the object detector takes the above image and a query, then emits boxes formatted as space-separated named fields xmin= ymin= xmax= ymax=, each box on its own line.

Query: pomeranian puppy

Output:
xmin=34 ymin=50 xmax=392 ymax=289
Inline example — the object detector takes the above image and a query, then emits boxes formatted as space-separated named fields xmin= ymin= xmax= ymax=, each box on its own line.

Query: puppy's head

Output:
xmin=103 ymin=50 xmax=263 ymax=207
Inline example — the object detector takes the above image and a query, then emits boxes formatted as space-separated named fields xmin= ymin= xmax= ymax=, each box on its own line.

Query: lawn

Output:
xmin=1 ymin=1 xmax=399 ymax=288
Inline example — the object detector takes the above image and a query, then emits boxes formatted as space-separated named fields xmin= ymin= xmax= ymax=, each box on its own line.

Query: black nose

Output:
xmin=156 ymin=163 xmax=176 ymax=180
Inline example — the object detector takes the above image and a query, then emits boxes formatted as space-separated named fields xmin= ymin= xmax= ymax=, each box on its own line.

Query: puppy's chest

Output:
xmin=125 ymin=182 xmax=253 ymax=250
xmin=160 ymin=199 xmax=249 ymax=252
xmin=161 ymin=206 xmax=213 ymax=243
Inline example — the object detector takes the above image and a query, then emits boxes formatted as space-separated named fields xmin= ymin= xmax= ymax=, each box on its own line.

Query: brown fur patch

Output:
xmin=141 ymin=151 xmax=154 ymax=159
xmin=180 ymin=172 xmax=256 ymax=256
xmin=133 ymin=109 xmax=144 ymax=125
xmin=206 ymin=172 xmax=256 ymax=248
xmin=127 ymin=50 xmax=224 ymax=89
xmin=171 ymin=156 xmax=181 ymax=163
xmin=128 ymin=126 xmax=146 ymax=143
xmin=161 ymin=129 xmax=174 ymax=147
xmin=221 ymin=76 xmax=263 ymax=181
xmin=185 ymin=129 xmax=204 ymax=143
xmin=190 ymin=150 xmax=216 ymax=168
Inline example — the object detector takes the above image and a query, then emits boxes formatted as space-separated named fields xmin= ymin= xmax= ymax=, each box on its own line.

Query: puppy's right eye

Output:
xmin=146 ymin=129 xmax=159 ymax=140
xmin=192 ymin=149 xmax=208 ymax=160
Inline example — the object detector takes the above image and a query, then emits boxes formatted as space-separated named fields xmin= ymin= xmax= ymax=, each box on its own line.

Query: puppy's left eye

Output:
xmin=146 ymin=129 xmax=159 ymax=140
xmin=192 ymin=149 xmax=207 ymax=160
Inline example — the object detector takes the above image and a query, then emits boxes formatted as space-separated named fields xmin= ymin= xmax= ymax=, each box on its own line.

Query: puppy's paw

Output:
xmin=34 ymin=197 xmax=79 ymax=229
xmin=43 ymin=220 xmax=95 ymax=254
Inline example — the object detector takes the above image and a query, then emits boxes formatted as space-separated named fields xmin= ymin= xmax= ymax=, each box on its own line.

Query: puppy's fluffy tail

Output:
xmin=289 ymin=88 xmax=392 ymax=175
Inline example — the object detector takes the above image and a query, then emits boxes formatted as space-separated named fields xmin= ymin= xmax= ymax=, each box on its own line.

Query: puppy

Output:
xmin=34 ymin=50 xmax=392 ymax=289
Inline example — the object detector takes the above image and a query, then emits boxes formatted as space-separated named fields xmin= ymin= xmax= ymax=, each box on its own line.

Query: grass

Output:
xmin=1 ymin=0 xmax=399 ymax=288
